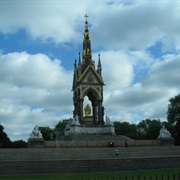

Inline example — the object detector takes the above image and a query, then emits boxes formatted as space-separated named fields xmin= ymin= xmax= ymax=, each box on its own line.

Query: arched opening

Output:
xmin=83 ymin=96 xmax=92 ymax=117
xmin=82 ymin=89 xmax=99 ymax=125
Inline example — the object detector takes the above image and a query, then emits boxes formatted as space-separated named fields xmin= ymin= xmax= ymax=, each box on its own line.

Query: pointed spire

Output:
xmin=97 ymin=54 xmax=102 ymax=76
xmin=82 ymin=14 xmax=92 ymax=67
xmin=98 ymin=54 xmax=101 ymax=66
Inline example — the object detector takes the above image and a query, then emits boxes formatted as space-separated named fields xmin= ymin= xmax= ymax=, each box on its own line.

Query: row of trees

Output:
xmin=1 ymin=94 xmax=180 ymax=147
xmin=115 ymin=93 xmax=180 ymax=145
xmin=0 ymin=124 xmax=27 ymax=148
xmin=114 ymin=93 xmax=180 ymax=145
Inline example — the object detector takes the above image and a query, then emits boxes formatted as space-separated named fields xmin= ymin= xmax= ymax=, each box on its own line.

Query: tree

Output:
xmin=12 ymin=140 xmax=27 ymax=148
xmin=0 ymin=124 xmax=12 ymax=148
xmin=39 ymin=126 xmax=55 ymax=141
xmin=55 ymin=120 xmax=68 ymax=134
xmin=137 ymin=119 xmax=162 ymax=140
xmin=113 ymin=121 xmax=137 ymax=139
xmin=167 ymin=94 xmax=180 ymax=145
xmin=55 ymin=120 xmax=70 ymax=139
xmin=38 ymin=119 xmax=70 ymax=141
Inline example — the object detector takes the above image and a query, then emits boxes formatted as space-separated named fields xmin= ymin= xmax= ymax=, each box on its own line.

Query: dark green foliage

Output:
xmin=137 ymin=119 xmax=162 ymax=140
xmin=39 ymin=126 xmax=55 ymax=141
xmin=167 ymin=94 xmax=180 ymax=145
xmin=54 ymin=119 xmax=70 ymax=139
xmin=167 ymin=94 xmax=180 ymax=125
xmin=113 ymin=121 xmax=138 ymax=139
xmin=0 ymin=124 xmax=12 ymax=148
xmin=114 ymin=119 xmax=162 ymax=140
xmin=0 ymin=124 xmax=27 ymax=148
xmin=12 ymin=140 xmax=27 ymax=148
xmin=55 ymin=120 xmax=69 ymax=134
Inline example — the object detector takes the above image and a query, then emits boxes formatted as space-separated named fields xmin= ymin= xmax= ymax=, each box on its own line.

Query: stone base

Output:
xmin=28 ymin=138 xmax=44 ymax=148
xmin=158 ymin=138 xmax=174 ymax=146
xmin=83 ymin=116 xmax=94 ymax=125
xmin=65 ymin=124 xmax=115 ymax=137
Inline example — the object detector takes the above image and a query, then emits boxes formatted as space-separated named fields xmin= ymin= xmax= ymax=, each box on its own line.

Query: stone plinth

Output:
xmin=28 ymin=138 xmax=44 ymax=148
xmin=83 ymin=116 xmax=94 ymax=125
xmin=65 ymin=124 xmax=115 ymax=137
xmin=63 ymin=115 xmax=116 ymax=141
xmin=158 ymin=138 xmax=174 ymax=146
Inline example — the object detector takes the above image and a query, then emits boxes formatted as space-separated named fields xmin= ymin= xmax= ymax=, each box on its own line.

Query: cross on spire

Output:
xmin=84 ymin=14 xmax=89 ymax=22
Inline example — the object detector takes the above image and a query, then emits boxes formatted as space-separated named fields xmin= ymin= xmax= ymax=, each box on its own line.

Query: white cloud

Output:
xmin=0 ymin=1 xmax=179 ymax=50
xmin=102 ymin=52 xmax=180 ymax=123
xmin=0 ymin=1 xmax=89 ymax=44
xmin=91 ymin=1 xmax=180 ymax=51
xmin=0 ymin=52 xmax=73 ymax=140
xmin=144 ymin=54 xmax=180 ymax=89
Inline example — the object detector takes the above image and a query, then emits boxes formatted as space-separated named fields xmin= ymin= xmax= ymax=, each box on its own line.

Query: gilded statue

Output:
xmin=84 ymin=104 xmax=91 ymax=116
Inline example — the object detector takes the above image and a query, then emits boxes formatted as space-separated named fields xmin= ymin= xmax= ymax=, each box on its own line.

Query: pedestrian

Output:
xmin=115 ymin=149 xmax=119 ymax=156
xmin=125 ymin=140 xmax=128 ymax=148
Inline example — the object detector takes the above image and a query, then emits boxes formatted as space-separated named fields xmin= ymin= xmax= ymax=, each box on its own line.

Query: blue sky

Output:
xmin=0 ymin=0 xmax=180 ymax=141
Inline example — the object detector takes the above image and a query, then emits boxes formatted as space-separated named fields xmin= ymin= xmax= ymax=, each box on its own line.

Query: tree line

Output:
xmin=1 ymin=94 xmax=180 ymax=147
xmin=0 ymin=124 xmax=27 ymax=148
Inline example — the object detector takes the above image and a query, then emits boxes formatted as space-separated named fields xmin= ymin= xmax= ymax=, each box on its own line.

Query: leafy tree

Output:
xmin=167 ymin=94 xmax=180 ymax=145
xmin=128 ymin=124 xmax=138 ymax=139
xmin=38 ymin=119 xmax=70 ymax=141
xmin=0 ymin=124 xmax=12 ymax=148
xmin=39 ymin=126 xmax=55 ymax=141
xmin=113 ymin=121 xmax=121 ymax=135
xmin=12 ymin=140 xmax=27 ymax=148
xmin=137 ymin=119 xmax=162 ymax=140
xmin=55 ymin=120 xmax=69 ymax=134
xmin=54 ymin=119 xmax=70 ymax=139
xmin=113 ymin=121 xmax=137 ymax=139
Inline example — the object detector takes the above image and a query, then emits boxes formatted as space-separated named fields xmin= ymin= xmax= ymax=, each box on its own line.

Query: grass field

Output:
xmin=0 ymin=168 xmax=180 ymax=180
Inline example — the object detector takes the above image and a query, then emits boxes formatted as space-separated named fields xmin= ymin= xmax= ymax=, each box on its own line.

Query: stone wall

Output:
xmin=44 ymin=140 xmax=161 ymax=148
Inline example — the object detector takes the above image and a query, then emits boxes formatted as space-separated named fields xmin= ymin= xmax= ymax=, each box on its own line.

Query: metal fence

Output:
xmin=81 ymin=172 xmax=180 ymax=180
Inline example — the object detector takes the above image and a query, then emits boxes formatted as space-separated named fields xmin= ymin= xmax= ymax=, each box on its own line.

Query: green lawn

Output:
xmin=0 ymin=168 xmax=180 ymax=180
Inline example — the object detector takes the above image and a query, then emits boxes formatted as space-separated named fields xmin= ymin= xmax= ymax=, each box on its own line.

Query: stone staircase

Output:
xmin=0 ymin=146 xmax=180 ymax=174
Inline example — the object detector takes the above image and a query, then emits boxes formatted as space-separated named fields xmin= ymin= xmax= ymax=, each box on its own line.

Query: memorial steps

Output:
xmin=0 ymin=146 xmax=180 ymax=174
xmin=1 ymin=157 xmax=180 ymax=174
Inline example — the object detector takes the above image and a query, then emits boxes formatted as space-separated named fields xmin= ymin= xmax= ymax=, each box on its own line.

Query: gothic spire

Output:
xmin=82 ymin=14 xmax=92 ymax=67
xmin=97 ymin=54 xmax=102 ymax=76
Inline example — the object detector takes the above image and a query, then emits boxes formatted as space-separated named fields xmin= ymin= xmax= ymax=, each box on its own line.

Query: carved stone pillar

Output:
xmin=79 ymin=99 xmax=84 ymax=123
xmin=92 ymin=102 xmax=98 ymax=124
xmin=98 ymin=100 xmax=103 ymax=125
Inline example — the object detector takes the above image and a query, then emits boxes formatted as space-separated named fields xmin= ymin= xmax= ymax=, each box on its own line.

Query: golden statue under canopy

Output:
xmin=84 ymin=104 xmax=91 ymax=116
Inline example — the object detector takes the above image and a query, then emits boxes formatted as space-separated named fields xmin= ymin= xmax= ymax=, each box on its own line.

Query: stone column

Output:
xmin=73 ymin=103 xmax=77 ymax=118
xmin=79 ymin=99 xmax=84 ymax=123
xmin=98 ymin=100 xmax=103 ymax=125
xmin=93 ymin=102 xmax=97 ymax=124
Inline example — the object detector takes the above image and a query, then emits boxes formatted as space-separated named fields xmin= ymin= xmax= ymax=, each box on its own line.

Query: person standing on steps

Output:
xmin=115 ymin=149 xmax=119 ymax=157
xmin=125 ymin=140 xmax=128 ymax=148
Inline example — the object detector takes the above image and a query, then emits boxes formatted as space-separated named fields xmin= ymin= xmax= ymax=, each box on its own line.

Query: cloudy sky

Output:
xmin=1 ymin=0 xmax=180 ymax=141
